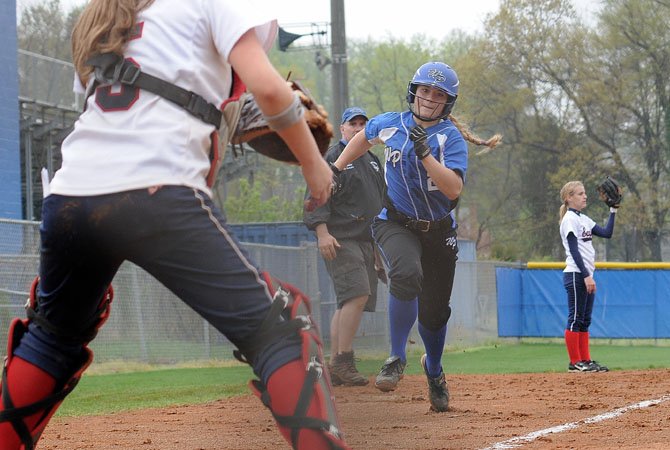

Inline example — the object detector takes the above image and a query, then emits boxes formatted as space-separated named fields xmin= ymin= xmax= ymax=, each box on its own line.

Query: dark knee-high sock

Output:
xmin=388 ymin=294 xmax=417 ymax=362
xmin=418 ymin=322 xmax=446 ymax=377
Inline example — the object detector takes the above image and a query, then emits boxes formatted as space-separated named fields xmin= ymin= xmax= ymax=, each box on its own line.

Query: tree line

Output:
xmin=17 ymin=0 xmax=669 ymax=261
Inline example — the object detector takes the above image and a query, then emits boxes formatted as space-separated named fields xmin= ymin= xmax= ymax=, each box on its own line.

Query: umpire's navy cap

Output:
xmin=341 ymin=107 xmax=368 ymax=124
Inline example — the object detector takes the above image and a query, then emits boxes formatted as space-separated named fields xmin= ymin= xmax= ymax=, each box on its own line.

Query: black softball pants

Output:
xmin=371 ymin=218 xmax=458 ymax=331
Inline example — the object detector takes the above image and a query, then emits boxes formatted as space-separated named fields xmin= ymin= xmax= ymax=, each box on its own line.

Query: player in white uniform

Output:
xmin=0 ymin=1 xmax=348 ymax=449
xmin=559 ymin=181 xmax=617 ymax=373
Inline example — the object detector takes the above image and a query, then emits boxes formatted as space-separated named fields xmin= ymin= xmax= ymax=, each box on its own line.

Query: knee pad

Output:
xmin=237 ymin=272 xmax=349 ymax=450
xmin=388 ymin=269 xmax=423 ymax=302
xmin=0 ymin=277 xmax=114 ymax=450
xmin=418 ymin=304 xmax=452 ymax=331
xmin=26 ymin=277 xmax=114 ymax=344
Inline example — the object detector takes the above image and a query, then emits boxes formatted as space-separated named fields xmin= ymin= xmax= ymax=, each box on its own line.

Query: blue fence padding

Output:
xmin=496 ymin=268 xmax=524 ymax=337
xmin=497 ymin=268 xmax=670 ymax=338
xmin=228 ymin=222 xmax=314 ymax=246
xmin=0 ymin=0 xmax=21 ymax=220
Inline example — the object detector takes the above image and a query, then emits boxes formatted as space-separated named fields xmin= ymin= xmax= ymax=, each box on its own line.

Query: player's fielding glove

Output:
xmin=409 ymin=125 xmax=431 ymax=159
xmin=597 ymin=176 xmax=623 ymax=209
xmin=231 ymin=80 xmax=333 ymax=164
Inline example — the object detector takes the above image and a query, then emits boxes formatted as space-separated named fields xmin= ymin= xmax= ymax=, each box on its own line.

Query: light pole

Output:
xmin=330 ymin=0 xmax=348 ymax=123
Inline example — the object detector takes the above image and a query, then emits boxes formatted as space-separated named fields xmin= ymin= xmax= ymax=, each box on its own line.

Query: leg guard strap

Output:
xmin=233 ymin=275 xmax=309 ymax=366
xmin=242 ymin=272 xmax=349 ymax=450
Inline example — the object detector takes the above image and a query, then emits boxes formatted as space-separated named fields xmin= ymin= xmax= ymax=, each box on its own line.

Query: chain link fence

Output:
xmin=0 ymin=218 xmax=501 ymax=366
xmin=18 ymin=49 xmax=82 ymax=110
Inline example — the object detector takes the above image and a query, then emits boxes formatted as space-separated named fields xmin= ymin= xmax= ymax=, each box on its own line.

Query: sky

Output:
xmin=53 ymin=0 xmax=601 ymax=41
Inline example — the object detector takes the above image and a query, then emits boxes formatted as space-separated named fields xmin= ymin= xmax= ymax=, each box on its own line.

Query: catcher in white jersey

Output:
xmin=559 ymin=181 xmax=617 ymax=373
xmin=0 ymin=1 xmax=348 ymax=449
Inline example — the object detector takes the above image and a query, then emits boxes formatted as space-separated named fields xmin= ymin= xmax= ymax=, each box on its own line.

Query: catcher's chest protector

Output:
xmin=246 ymin=273 xmax=350 ymax=450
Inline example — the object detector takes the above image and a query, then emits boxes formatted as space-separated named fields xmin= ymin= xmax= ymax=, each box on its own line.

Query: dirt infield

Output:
xmin=41 ymin=369 xmax=670 ymax=450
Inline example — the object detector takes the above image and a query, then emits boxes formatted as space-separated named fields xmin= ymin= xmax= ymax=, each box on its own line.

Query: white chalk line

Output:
xmin=479 ymin=394 xmax=670 ymax=450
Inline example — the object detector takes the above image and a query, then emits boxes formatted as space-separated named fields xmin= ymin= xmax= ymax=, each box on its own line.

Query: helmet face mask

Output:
xmin=406 ymin=62 xmax=459 ymax=121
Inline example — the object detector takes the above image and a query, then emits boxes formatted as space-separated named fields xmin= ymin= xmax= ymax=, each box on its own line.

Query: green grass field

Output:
xmin=58 ymin=342 xmax=669 ymax=417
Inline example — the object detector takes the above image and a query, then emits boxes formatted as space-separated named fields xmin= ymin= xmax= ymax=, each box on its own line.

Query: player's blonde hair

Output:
xmin=448 ymin=114 xmax=503 ymax=154
xmin=559 ymin=181 xmax=584 ymax=222
xmin=72 ymin=0 xmax=156 ymax=84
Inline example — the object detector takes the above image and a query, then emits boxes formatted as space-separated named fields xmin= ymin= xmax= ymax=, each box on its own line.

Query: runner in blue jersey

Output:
xmin=332 ymin=61 xmax=501 ymax=412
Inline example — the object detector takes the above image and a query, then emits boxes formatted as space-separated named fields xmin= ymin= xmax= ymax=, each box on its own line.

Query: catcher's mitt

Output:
xmin=230 ymin=80 xmax=333 ymax=164
xmin=597 ymin=176 xmax=623 ymax=208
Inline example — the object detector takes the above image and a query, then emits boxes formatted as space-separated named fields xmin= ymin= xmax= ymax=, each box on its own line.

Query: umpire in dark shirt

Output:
xmin=303 ymin=107 xmax=386 ymax=386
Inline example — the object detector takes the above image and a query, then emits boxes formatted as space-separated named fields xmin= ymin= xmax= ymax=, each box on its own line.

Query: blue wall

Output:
xmin=228 ymin=222 xmax=315 ymax=246
xmin=0 ymin=0 xmax=21 ymax=219
xmin=497 ymin=268 xmax=670 ymax=339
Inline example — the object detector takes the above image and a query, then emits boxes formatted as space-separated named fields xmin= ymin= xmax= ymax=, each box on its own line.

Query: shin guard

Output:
xmin=0 ymin=278 xmax=113 ymax=449
xmin=0 ymin=319 xmax=92 ymax=450
xmin=242 ymin=273 xmax=349 ymax=450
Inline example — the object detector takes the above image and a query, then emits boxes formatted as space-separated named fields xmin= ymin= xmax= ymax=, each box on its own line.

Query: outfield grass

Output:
xmin=58 ymin=342 xmax=669 ymax=417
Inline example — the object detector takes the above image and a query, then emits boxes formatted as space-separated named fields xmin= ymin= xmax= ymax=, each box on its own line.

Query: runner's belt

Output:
xmin=387 ymin=209 xmax=453 ymax=232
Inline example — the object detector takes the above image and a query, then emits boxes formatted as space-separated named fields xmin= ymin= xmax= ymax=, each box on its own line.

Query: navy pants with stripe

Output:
xmin=15 ymin=186 xmax=299 ymax=384
xmin=563 ymin=271 xmax=595 ymax=332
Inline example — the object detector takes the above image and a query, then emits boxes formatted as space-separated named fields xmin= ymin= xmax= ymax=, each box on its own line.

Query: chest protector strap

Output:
xmin=85 ymin=52 xmax=222 ymax=128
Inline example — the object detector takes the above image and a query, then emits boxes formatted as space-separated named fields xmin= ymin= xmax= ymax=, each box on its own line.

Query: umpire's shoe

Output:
xmin=375 ymin=355 xmax=406 ymax=392
xmin=420 ymin=354 xmax=450 ymax=412
xmin=331 ymin=351 xmax=369 ymax=386
xmin=328 ymin=361 xmax=344 ymax=386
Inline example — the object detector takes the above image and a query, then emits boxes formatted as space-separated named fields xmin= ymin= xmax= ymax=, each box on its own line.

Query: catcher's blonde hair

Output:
xmin=559 ymin=181 xmax=584 ymax=222
xmin=448 ymin=114 xmax=503 ymax=154
xmin=72 ymin=0 xmax=156 ymax=84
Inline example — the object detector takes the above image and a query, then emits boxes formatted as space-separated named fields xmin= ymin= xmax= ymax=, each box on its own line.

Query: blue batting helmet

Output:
xmin=406 ymin=62 xmax=459 ymax=120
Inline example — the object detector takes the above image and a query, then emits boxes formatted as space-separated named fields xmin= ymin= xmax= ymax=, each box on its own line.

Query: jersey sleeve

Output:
xmin=560 ymin=213 xmax=580 ymax=240
xmin=439 ymin=128 xmax=468 ymax=181
xmin=365 ymin=112 xmax=400 ymax=144
xmin=207 ymin=0 xmax=277 ymax=60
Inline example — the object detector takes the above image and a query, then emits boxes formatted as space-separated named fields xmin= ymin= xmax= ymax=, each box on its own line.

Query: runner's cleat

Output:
xmin=374 ymin=356 xmax=406 ymax=392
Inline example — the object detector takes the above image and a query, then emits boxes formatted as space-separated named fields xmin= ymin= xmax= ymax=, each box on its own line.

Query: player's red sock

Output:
xmin=0 ymin=356 xmax=57 ymax=449
xmin=578 ymin=331 xmax=591 ymax=361
xmin=564 ymin=329 xmax=581 ymax=364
